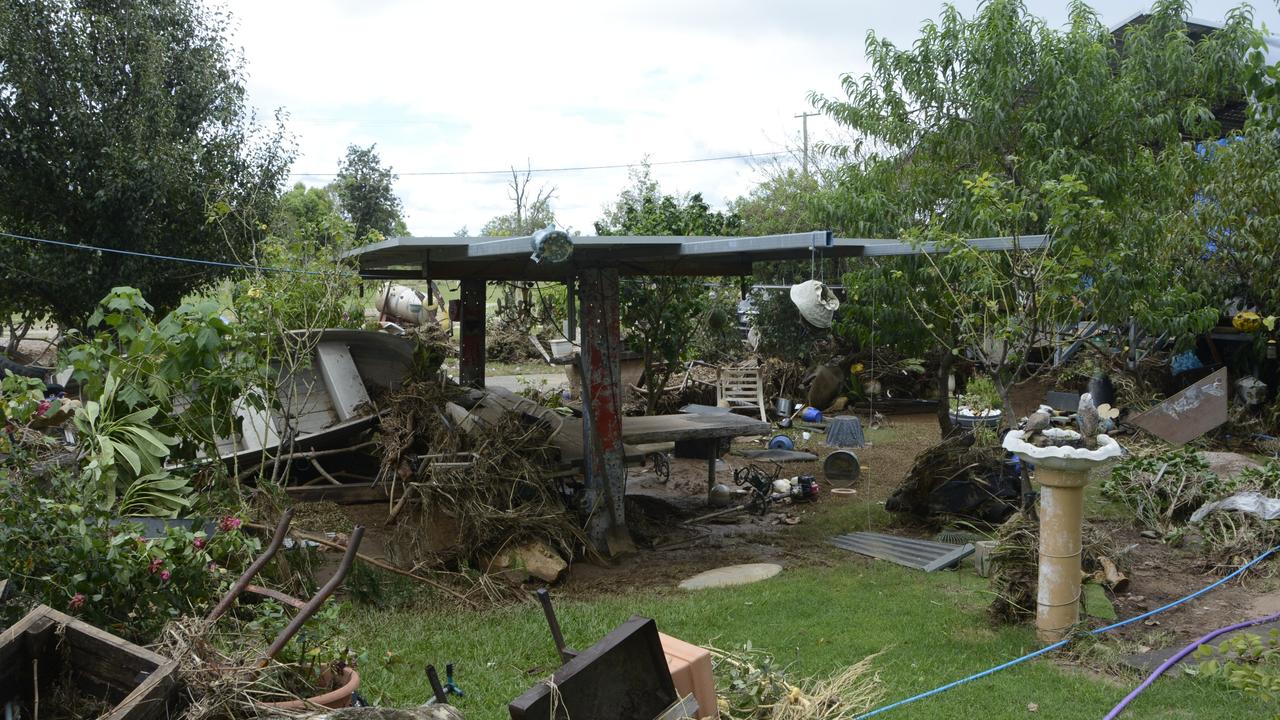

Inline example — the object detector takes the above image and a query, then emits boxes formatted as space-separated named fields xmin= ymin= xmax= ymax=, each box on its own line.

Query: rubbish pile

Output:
xmin=884 ymin=432 xmax=1020 ymax=524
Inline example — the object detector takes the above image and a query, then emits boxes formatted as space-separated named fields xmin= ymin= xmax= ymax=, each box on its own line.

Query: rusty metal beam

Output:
xmin=459 ymin=279 xmax=486 ymax=388
xmin=578 ymin=267 xmax=634 ymax=556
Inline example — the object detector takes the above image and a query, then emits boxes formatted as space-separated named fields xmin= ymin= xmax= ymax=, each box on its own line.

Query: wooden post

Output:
xmin=578 ymin=267 xmax=634 ymax=556
xmin=460 ymin=279 xmax=486 ymax=388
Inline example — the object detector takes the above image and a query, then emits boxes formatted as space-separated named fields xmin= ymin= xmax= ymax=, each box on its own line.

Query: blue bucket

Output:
xmin=768 ymin=434 xmax=795 ymax=451
xmin=801 ymin=407 xmax=823 ymax=423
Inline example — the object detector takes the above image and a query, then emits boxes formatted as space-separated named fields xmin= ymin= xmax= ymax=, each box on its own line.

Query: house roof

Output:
xmin=346 ymin=232 xmax=1050 ymax=281
xmin=1111 ymin=11 xmax=1280 ymax=133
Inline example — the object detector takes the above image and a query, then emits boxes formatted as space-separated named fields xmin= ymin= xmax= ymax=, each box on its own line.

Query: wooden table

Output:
xmin=558 ymin=412 xmax=770 ymax=495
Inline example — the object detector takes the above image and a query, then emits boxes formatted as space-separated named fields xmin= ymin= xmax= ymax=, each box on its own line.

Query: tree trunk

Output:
xmin=995 ymin=372 xmax=1016 ymax=430
xmin=936 ymin=348 xmax=955 ymax=437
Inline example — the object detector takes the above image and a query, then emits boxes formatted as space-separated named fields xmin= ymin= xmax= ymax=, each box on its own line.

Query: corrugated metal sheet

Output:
xmin=829 ymin=532 xmax=975 ymax=572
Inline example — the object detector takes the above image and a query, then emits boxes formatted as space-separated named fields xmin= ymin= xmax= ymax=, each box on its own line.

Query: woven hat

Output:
xmin=789 ymin=280 xmax=840 ymax=328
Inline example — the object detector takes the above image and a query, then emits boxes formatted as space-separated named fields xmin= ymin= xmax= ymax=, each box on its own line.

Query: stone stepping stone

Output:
xmin=678 ymin=563 xmax=783 ymax=590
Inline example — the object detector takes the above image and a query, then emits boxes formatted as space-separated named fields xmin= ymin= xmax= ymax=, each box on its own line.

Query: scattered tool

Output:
xmin=443 ymin=663 xmax=465 ymax=698
xmin=536 ymin=587 xmax=577 ymax=662
xmin=426 ymin=665 xmax=447 ymax=705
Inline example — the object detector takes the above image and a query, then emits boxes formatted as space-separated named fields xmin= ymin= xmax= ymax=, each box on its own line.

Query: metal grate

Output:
xmin=829 ymin=532 xmax=975 ymax=572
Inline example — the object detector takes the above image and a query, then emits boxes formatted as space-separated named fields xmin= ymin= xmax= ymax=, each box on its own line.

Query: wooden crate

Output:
xmin=0 ymin=605 xmax=179 ymax=720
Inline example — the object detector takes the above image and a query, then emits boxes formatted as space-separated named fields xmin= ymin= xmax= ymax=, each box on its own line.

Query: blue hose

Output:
xmin=854 ymin=545 xmax=1280 ymax=718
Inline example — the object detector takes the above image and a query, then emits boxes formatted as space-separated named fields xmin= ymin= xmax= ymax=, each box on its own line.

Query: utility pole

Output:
xmin=794 ymin=111 xmax=819 ymax=176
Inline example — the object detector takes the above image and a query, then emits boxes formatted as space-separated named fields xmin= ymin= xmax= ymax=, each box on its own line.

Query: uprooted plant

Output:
xmin=710 ymin=644 xmax=884 ymax=720
xmin=1100 ymin=447 xmax=1233 ymax=539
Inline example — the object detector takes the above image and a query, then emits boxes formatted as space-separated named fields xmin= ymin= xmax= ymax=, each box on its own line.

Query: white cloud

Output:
xmin=223 ymin=0 xmax=1278 ymax=236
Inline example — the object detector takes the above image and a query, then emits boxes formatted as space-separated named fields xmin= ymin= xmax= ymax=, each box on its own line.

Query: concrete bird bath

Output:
xmin=1002 ymin=430 xmax=1124 ymax=643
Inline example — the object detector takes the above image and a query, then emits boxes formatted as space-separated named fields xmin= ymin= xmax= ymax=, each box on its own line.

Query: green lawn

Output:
xmin=343 ymin=544 xmax=1265 ymax=719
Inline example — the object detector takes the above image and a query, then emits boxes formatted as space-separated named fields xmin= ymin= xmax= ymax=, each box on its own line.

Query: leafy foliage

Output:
xmin=72 ymin=373 xmax=184 ymax=513
xmin=230 ymin=237 xmax=366 ymax=338
xmin=807 ymin=0 xmax=1262 ymax=428
xmin=0 ymin=0 xmax=292 ymax=327
xmin=329 ymin=144 xmax=408 ymax=242
xmin=1102 ymin=448 xmax=1231 ymax=538
xmin=1191 ymin=630 xmax=1280 ymax=702
xmin=0 ymin=471 xmax=259 ymax=642
xmin=62 ymin=287 xmax=265 ymax=461
xmin=596 ymin=166 xmax=741 ymax=413
xmin=1186 ymin=129 xmax=1280 ymax=318
xmin=272 ymin=182 xmax=352 ymax=247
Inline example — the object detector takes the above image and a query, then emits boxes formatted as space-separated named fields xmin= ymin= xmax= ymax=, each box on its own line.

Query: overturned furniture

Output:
xmin=509 ymin=615 xmax=700 ymax=720
xmin=521 ymin=590 xmax=716 ymax=720
xmin=0 ymin=605 xmax=179 ymax=720
xmin=716 ymin=365 xmax=767 ymax=422
xmin=217 ymin=329 xmax=414 ymax=465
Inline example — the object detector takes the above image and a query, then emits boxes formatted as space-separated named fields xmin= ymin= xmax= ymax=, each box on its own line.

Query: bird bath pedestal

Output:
xmin=1002 ymin=430 xmax=1124 ymax=643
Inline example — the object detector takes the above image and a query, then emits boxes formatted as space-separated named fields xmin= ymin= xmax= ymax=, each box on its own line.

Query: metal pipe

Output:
xmin=258 ymin=525 xmax=365 ymax=666
xmin=206 ymin=508 xmax=294 ymax=623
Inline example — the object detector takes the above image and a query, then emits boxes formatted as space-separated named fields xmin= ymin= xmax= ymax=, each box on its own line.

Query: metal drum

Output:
xmin=823 ymin=450 xmax=861 ymax=487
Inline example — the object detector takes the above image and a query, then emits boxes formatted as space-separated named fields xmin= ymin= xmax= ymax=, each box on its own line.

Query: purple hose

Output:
xmin=1103 ymin=609 xmax=1280 ymax=719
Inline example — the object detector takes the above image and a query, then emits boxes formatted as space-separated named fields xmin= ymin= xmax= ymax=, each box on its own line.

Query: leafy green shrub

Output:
xmin=955 ymin=375 xmax=1001 ymax=414
xmin=1235 ymin=460 xmax=1280 ymax=494
xmin=230 ymin=236 xmax=365 ymax=337
xmin=62 ymin=287 xmax=266 ymax=461
xmin=1 ymin=370 xmax=64 ymax=457
xmin=1191 ymin=630 xmax=1280 ymax=702
xmin=0 ymin=472 xmax=259 ymax=642
xmin=1101 ymin=448 xmax=1232 ymax=537
xmin=73 ymin=372 xmax=185 ymax=513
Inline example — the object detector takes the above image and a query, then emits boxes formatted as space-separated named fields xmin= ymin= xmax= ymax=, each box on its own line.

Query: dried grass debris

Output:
xmin=987 ymin=511 xmax=1117 ymax=624
xmin=710 ymin=645 xmax=884 ymax=720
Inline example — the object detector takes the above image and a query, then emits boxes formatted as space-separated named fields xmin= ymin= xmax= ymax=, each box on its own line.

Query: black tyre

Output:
xmin=0 ymin=352 xmax=49 ymax=379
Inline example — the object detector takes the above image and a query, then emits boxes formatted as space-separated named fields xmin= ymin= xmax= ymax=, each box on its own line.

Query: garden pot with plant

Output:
xmin=950 ymin=375 xmax=1003 ymax=429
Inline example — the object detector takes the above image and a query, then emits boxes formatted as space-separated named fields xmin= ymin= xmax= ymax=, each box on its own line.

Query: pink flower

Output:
xmin=218 ymin=516 xmax=242 ymax=532
xmin=160 ymin=570 xmax=171 ymax=582
xmin=193 ymin=537 xmax=206 ymax=549
xmin=68 ymin=593 xmax=86 ymax=611
xmin=35 ymin=400 xmax=51 ymax=417
xmin=148 ymin=557 xmax=164 ymax=574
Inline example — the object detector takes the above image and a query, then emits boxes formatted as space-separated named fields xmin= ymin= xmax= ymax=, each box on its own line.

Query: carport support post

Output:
xmin=578 ymin=267 xmax=635 ymax=557
xmin=459 ymin=279 xmax=486 ymax=388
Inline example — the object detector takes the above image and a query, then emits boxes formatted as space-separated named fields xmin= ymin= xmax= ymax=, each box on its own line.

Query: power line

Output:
xmin=0 ymin=229 xmax=391 ymax=278
xmin=288 ymin=150 xmax=789 ymax=177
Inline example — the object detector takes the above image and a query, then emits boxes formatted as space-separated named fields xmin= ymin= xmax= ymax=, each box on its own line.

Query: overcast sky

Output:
xmin=223 ymin=1 xmax=1280 ymax=237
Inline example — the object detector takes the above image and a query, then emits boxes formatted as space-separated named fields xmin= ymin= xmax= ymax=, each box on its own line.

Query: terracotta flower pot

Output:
xmin=259 ymin=666 xmax=360 ymax=711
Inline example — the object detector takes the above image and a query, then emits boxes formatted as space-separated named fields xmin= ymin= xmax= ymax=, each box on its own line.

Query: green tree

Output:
xmin=596 ymin=166 xmax=741 ymax=414
xmin=329 ymin=144 xmax=408 ymax=241
xmin=811 ymin=0 xmax=1257 ymax=428
xmin=0 ymin=0 xmax=292 ymax=329
xmin=271 ymin=182 xmax=351 ymax=247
